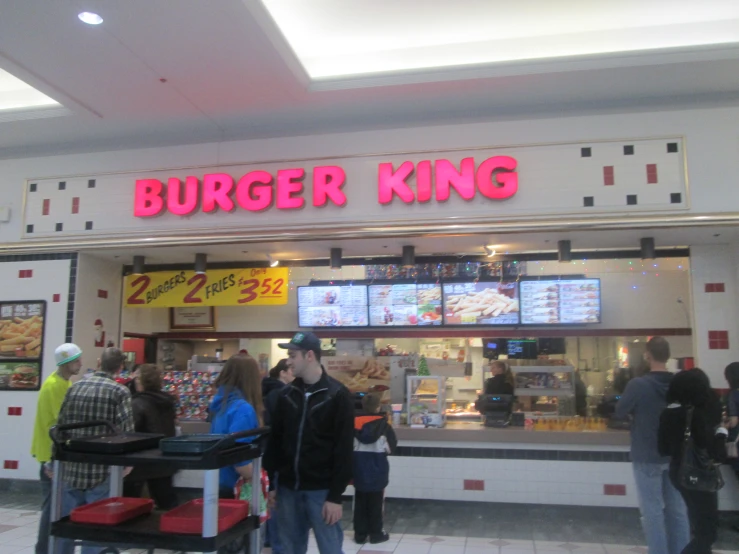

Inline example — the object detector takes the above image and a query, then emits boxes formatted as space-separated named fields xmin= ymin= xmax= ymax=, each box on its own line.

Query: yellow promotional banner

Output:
xmin=125 ymin=268 xmax=289 ymax=307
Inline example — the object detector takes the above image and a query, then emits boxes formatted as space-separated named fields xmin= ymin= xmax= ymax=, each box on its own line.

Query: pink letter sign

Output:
xmin=134 ymin=179 xmax=164 ymax=217
xmin=378 ymin=161 xmax=415 ymax=204
xmin=476 ymin=156 xmax=518 ymax=199
xmin=167 ymin=177 xmax=198 ymax=216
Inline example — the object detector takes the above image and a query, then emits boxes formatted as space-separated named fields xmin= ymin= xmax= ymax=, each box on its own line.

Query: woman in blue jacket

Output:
xmin=210 ymin=355 xmax=264 ymax=499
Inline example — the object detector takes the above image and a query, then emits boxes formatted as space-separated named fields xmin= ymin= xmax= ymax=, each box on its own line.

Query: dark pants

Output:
xmin=353 ymin=490 xmax=384 ymax=540
xmin=36 ymin=463 xmax=51 ymax=554
xmin=677 ymin=486 xmax=718 ymax=554
xmin=123 ymin=477 xmax=178 ymax=510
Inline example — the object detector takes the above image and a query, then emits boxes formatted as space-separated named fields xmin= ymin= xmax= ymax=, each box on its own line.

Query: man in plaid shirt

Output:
xmin=56 ymin=348 xmax=134 ymax=554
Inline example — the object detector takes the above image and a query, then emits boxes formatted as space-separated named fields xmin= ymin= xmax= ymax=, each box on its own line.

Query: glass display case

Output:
xmin=513 ymin=365 xmax=576 ymax=417
xmin=407 ymin=375 xmax=446 ymax=428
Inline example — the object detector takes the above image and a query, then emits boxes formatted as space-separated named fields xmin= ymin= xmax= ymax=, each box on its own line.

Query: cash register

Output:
xmin=475 ymin=394 xmax=514 ymax=427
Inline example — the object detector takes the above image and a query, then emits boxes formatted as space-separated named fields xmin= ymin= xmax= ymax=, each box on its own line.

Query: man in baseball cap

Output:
xmin=265 ymin=332 xmax=354 ymax=553
xmin=31 ymin=343 xmax=83 ymax=554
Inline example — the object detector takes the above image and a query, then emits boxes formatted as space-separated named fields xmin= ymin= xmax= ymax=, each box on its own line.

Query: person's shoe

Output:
xmin=370 ymin=532 xmax=390 ymax=544
xmin=354 ymin=534 xmax=368 ymax=544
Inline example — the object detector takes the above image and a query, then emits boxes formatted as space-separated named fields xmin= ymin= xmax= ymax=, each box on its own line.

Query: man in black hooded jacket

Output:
xmin=264 ymin=332 xmax=354 ymax=554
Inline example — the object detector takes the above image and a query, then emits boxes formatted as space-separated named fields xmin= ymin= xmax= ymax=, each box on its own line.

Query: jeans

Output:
xmin=276 ymin=487 xmax=343 ymax=554
xmin=56 ymin=479 xmax=110 ymax=554
xmin=632 ymin=462 xmax=690 ymax=554
xmin=674 ymin=481 xmax=718 ymax=554
xmin=36 ymin=464 xmax=51 ymax=554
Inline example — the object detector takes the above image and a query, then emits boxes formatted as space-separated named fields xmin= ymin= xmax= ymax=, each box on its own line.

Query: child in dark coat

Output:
xmin=353 ymin=393 xmax=397 ymax=545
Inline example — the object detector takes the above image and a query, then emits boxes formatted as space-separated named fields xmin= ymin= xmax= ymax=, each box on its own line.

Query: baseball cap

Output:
xmin=278 ymin=332 xmax=321 ymax=354
xmin=55 ymin=343 xmax=82 ymax=366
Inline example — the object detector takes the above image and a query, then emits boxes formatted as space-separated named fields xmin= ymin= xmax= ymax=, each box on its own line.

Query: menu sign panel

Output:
xmin=368 ymin=284 xmax=442 ymax=326
xmin=0 ymin=301 xmax=46 ymax=391
xmin=442 ymin=282 xmax=520 ymax=325
xmin=520 ymin=279 xmax=601 ymax=324
xmin=298 ymin=285 xmax=369 ymax=327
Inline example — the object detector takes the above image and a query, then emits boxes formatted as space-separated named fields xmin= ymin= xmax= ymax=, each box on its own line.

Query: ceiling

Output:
xmin=0 ymin=1 xmax=738 ymax=159
xmin=85 ymin=225 xmax=735 ymax=265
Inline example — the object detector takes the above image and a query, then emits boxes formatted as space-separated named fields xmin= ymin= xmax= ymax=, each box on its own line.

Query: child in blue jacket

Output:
xmin=209 ymin=356 xmax=263 ymax=498
xmin=353 ymin=393 xmax=397 ymax=545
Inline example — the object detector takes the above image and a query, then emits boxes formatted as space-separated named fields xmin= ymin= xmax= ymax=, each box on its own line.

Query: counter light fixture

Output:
xmin=204 ymin=338 xmax=218 ymax=342
xmin=557 ymin=240 xmax=572 ymax=263
xmin=640 ymin=237 xmax=656 ymax=260
xmin=330 ymin=248 xmax=342 ymax=269
xmin=78 ymin=12 xmax=103 ymax=25
xmin=132 ymin=255 xmax=145 ymax=275
xmin=194 ymin=253 xmax=207 ymax=274
xmin=402 ymin=245 xmax=415 ymax=267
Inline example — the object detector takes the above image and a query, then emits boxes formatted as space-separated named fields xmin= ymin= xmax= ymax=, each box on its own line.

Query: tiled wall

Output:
xmin=0 ymin=255 xmax=75 ymax=481
xmin=689 ymin=244 xmax=739 ymax=386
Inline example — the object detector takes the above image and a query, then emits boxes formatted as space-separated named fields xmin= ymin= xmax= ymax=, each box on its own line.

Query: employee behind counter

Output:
xmin=484 ymin=361 xmax=515 ymax=396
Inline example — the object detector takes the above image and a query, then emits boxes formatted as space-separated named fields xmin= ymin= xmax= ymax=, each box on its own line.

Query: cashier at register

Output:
xmin=484 ymin=361 xmax=515 ymax=396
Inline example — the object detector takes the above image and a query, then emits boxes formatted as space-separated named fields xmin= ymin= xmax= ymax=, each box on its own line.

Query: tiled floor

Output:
xmin=3 ymin=490 xmax=739 ymax=554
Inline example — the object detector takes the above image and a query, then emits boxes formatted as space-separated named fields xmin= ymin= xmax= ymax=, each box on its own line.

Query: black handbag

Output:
xmin=678 ymin=406 xmax=724 ymax=492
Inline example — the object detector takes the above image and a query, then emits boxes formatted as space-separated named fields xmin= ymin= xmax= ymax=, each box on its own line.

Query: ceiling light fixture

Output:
xmin=558 ymin=240 xmax=572 ymax=263
xmin=402 ymin=245 xmax=415 ymax=267
xmin=132 ymin=255 xmax=145 ymax=275
xmin=267 ymin=255 xmax=280 ymax=268
xmin=205 ymin=338 xmax=218 ymax=342
xmin=640 ymin=237 xmax=656 ymax=260
xmin=330 ymin=248 xmax=342 ymax=269
xmin=78 ymin=12 xmax=103 ymax=25
xmin=194 ymin=253 xmax=207 ymax=274
xmin=484 ymin=246 xmax=496 ymax=257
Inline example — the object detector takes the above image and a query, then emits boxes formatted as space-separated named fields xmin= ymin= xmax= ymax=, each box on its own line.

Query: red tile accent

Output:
xmin=42 ymin=199 xmax=50 ymax=216
xmin=7 ymin=407 xmax=22 ymax=416
xmin=18 ymin=269 xmax=33 ymax=279
xmin=604 ymin=484 xmax=626 ymax=496
xmin=3 ymin=460 xmax=18 ymax=470
xmin=53 ymin=294 xmax=61 ymax=303
xmin=705 ymin=283 xmax=725 ymax=293
xmin=709 ymin=331 xmax=729 ymax=350
xmin=646 ymin=164 xmax=658 ymax=184
xmin=463 ymin=479 xmax=485 ymax=491
xmin=72 ymin=197 xmax=80 ymax=214
xmin=97 ymin=289 xmax=108 ymax=299
xmin=603 ymin=166 xmax=615 ymax=186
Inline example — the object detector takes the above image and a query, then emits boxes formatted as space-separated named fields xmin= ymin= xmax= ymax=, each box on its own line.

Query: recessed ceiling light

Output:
xmin=78 ymin=12 xmax=103 ymax=25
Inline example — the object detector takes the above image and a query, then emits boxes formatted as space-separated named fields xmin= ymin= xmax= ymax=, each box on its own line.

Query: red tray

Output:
xmin=160 ymin=499 xmax=249 ymax=535
xmin=71 ymin=497 xmax=154 ymax=525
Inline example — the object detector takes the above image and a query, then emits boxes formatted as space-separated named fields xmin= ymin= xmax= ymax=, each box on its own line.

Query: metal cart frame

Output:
xmin=48 ymin=422 xmax=268 ymax=554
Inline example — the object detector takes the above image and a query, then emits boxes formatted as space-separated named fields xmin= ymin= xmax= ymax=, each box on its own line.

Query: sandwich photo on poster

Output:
xmin=0 ymin=301 xmax=46 ymax=391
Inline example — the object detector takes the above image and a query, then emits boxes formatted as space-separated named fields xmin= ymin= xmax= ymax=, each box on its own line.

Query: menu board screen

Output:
xmin=298 ymin=286 xmax=369 ymax=327
xmin=0 ymin=301 xmax=46 ymax=391
xmin=368 ymin=284 xmax=442 ymax=326
xmin=520 ymin=279 xmax=601 ymax=324
xmin=442 ymin=282 xmax=520 ymax=325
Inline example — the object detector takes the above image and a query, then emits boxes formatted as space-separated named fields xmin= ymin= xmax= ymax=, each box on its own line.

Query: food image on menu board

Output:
xmin=519 ymin=281 xmax=561 ymax=324
xmin=520 ymin=279 xmax=601 ymax=324
xmin=298 ymin=306 xmax=368 ymax=327
xmin=368 ymin=284 xmax=442 ymax=326
xmin=0 ymin=302 xmax=45 ymax=359
xmin=442 ymin=282 xmax=519 ymax=325
xmin=297 ymin=285 xmax=367 ymax=307
xmin=0 ymin=362 xmax=40 ymax=390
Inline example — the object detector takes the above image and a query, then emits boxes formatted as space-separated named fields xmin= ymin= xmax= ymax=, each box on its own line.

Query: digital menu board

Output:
xmin=519 ymin=279 xmax=601 ymax=325
xmin=298 ymin=285 xmax=368 ymax=327
xmin=442 ymin=282 xmax=519 ymax=325
xmin=368 ymin=283 xmax=442 ymax=326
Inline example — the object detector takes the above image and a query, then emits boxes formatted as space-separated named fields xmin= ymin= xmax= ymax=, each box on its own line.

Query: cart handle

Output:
xmin=206 ymin=426 xmax=271 ymax=453
xmin=49 ymin=420 xmax=118 ymax=445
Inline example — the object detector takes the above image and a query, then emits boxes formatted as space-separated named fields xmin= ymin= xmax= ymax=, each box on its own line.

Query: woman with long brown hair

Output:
xmin=209 ymin=355 xmax=264 ymax=499
xmin=484 ymin=360 xmax=515 ymax=396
